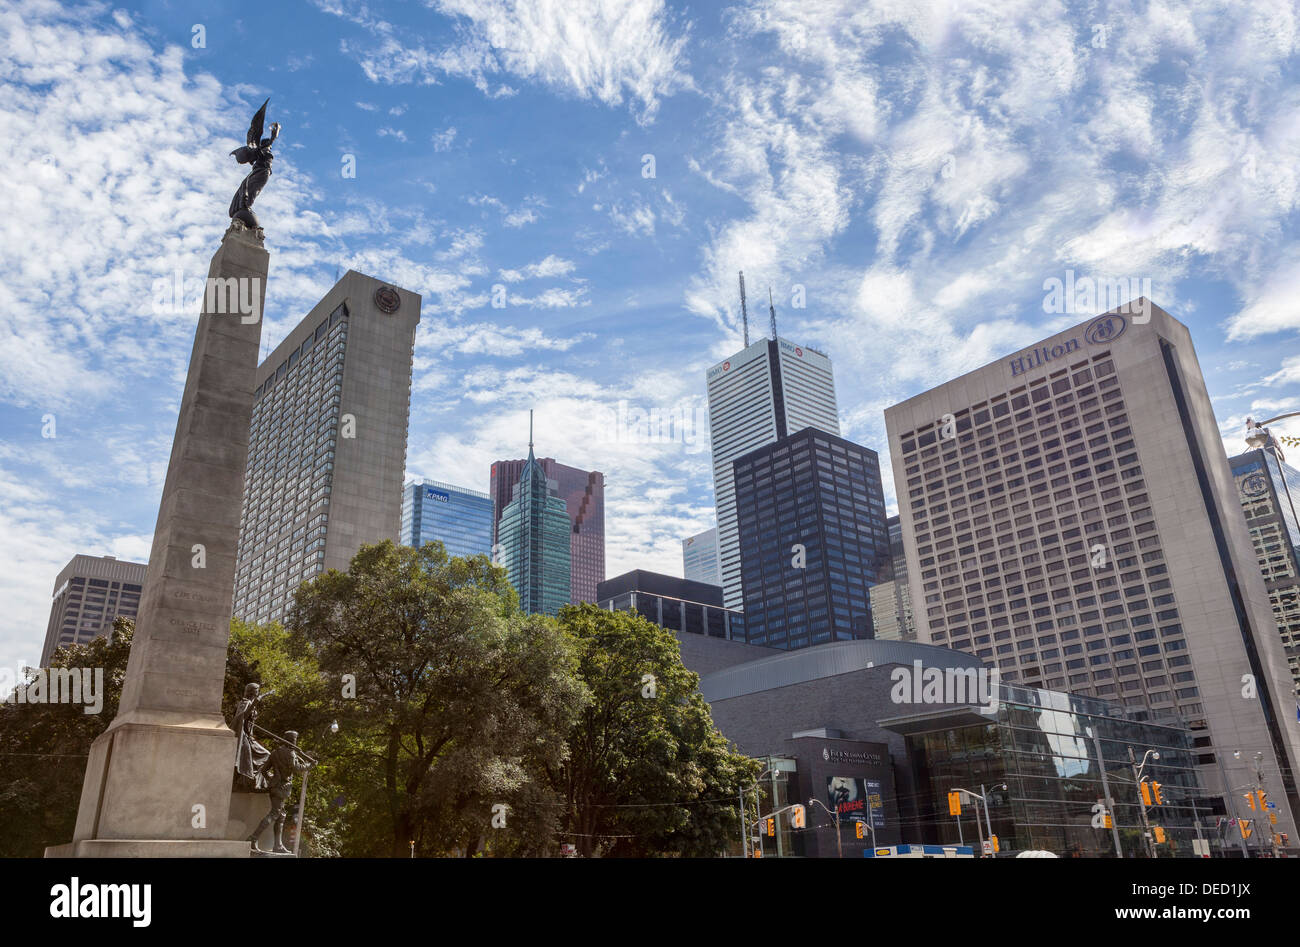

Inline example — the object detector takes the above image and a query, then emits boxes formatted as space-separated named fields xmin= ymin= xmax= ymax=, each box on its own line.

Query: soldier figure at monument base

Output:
xmin=249 ymin=730 xmax=312 ymax=855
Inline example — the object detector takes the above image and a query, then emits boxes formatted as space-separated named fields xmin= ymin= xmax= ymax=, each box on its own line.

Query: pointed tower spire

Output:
xmin=768 ymin=286 xmax=778 ymax=340
xmin=528 ymin=408 xmax=534 ymax=454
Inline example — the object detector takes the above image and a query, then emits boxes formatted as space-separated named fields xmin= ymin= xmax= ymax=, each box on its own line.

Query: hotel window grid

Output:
xmin=233 ymin=303 xmax=348 ymax=625
xmin=895 ymin=350 xmax=1202 ymax=723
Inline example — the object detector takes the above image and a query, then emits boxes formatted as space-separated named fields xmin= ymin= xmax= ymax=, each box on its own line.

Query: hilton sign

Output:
xmin=1008 ymin=313 xmax=1127 ymax=378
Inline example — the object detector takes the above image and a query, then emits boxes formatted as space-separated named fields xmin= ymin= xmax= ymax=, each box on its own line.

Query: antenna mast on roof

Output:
xmin=529 ymin=408 xmax=534 ymax=451
xmin=738 ymin=270 xmax=750 ymax=347
xmin=768 ymin=287 xmax=778 ymax=340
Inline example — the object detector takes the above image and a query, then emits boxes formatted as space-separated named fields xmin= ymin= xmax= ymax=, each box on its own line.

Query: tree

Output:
xmin=0 ymin=617 xmax=132 ymax=857
xmin=551 ymin=604 xmax=759 ymax=857
xmin=288 ymin=539 xmax=585 ymax=857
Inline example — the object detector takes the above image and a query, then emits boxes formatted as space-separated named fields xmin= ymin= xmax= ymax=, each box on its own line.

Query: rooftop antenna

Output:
xmin=529 ymin=408 xmax=534 ymax=451
xmin=768 ymin=286 xmax=778 ymax=340
xmin=738 ymin=270 xmax=750 ymax=347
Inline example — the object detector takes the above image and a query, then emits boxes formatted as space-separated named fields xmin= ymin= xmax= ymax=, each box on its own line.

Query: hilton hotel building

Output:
xmin=884 ymin=301 xmax=1300 ymax=840
xmin=232 ymin=271 xmax=420 ymax=624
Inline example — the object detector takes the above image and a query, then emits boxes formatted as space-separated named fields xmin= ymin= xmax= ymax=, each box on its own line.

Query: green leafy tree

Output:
xmin=288 ymin=539 xmax=585 ymax=857
xmin=551 ymin=604 xmax=759 ymax=857
xmin=0 ymin=618 xmax=132 ymax=857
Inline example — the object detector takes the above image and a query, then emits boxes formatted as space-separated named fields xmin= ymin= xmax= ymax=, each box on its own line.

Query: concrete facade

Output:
xmin=233 ymin=271 xmax=420 ymax=624
xmin=40 ymin=555 xmax=146 ymax=666
xmin=883 ymin=300 xmax=1300 ymax=844
xmin=50 ymin=223 xmax=270 ymax=857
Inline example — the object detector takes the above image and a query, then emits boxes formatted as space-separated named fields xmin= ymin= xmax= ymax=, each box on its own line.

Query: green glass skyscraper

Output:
xmin=497 ymin=416 xmax=572 ymax=615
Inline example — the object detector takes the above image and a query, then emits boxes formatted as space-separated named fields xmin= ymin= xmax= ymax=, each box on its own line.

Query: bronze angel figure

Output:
xmin=229 ymin=98 xmax=280 ymax=231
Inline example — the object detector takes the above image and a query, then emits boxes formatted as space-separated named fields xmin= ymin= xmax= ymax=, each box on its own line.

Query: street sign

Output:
xmin=982 ymin=840 xmax=992 ymax=855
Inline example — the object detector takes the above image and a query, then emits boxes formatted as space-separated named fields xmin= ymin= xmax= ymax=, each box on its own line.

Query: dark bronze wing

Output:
xmin=246 ymin=98 xmax=270 ymax=148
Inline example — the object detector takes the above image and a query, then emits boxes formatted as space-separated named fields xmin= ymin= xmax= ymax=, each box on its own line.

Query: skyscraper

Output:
xmin=883 ymin=300 xmax=1300 ymax=842
xmin=707 ymin=337 xmax=840 ymax=609
xmin=497 ymin=425 xmax=572 ymax=616
xmin=871 ymin=516 xmax=918 ymax=641
xmin=732 ymin=427 xmax=888 ymax=649
xmin=491 ymin=456 xmax=604 ymax=604
xmin=401 ymin=479 xmax=494 ymax=560
xmin=233 ymin=271 xmax=420 ymax=624
xmin=1229 ymin=445 xmax=1300 ymax=696
xmin=682 ymin=527 xmax=721 ymax=586
xmin=40 ymin=555 xmax=147 ymax=665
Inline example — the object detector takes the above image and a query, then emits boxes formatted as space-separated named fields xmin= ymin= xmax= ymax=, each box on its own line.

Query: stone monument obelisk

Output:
xmin=47 ymin=104 xmax=279 ymax=857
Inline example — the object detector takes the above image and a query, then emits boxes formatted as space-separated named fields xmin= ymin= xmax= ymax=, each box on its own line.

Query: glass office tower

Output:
xmin=401 ymin=479 xmax=493 ymax=560
xmin=497 ymin=445 xmax=572 ymax=616
xmin=733 ymin=426 xmax=889 ymax=649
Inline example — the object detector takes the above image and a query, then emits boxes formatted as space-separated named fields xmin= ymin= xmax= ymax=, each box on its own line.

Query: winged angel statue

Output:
xmin=229 ymin=98 xmax=280 ymax=231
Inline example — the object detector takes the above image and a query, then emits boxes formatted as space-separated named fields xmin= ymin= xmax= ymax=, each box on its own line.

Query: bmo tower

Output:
xmin=706 ymin=338 xmax=840 ymax=609
xmin=883 ymin=301 xmax=1300 ymax=846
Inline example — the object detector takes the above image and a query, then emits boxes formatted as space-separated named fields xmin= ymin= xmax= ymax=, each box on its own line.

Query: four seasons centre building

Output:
xmin=884 ymin=301 xmax=1300 ymax=845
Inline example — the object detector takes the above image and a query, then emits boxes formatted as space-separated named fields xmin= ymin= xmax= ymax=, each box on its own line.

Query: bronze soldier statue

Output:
xmin=231 ymin=682 xmax=272 ymax=791
xmin=248 ymin=730 xmax=312 ymax=855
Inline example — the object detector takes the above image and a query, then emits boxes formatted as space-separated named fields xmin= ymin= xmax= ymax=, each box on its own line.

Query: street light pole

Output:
xmin=1129 ymin=747 xmax=1159 ymax=858
xmin=806 ymin=797 xmax=844 ymax=859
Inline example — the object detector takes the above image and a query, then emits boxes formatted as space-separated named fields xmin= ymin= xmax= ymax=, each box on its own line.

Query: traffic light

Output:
xmin=1270 ymin=811 xmax=1278 ymax=825
xmin=1151 ymin=782 xmax=1163 ymax=805
xmin=1153 ymin=826 xmax=1166 ymax=844
xmin=790 ymin=804 xmax=806 ymax=829
xmin=1140 ymin=781 xmax=1153 ymax=806
xmin=766 ymin=817 xmax=775 ymax=837
xmin=991 ymin=834 xmax=1000 ymax=853
xmin=948 ymin=791 xmax=962 ymax=816
xmin=1240 ymin=819 xmax=1253 ymax=839
xmin=1257 ymin=790 xmax=1267 ymax=811
xmin=1245 ymin=792 xmax=1257 ymax=810
xmin=1104 ymin=813 xmax=1113 ymax=829
xmin=855 ymin=822 xmax=865 ymax=840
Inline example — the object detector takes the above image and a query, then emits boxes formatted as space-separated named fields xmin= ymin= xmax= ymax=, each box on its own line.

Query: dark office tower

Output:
xmin=491 ymin=457 xmax=604 ymax=604
xmin=732 ymin=427 xmax=889 ymax=649
xmin=497 ymin=441 xmax=572 ymax=616
xmin=1229 ymin=443 xmax=1300 ymax=696
xmin=40 ymin=555 xmax=147 ymax=666
xmin=233 ymin=271 xmax=421 ymax=624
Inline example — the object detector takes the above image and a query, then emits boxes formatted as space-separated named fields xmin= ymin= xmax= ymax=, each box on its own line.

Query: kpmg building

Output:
xmin=682 ymin=527 xmax=722 ymax=586
xmin=401 ymin=479 xmax=493 ymax=560
xmin=233 ymin=272 xmax=420 ymax=625
xmin=707 ymin=337 xmax=840 ymax=609
xmin=732 ymin=427 xmax=889 ymax=649
xmin=883 ymin=300 xmax=1300 ymax=847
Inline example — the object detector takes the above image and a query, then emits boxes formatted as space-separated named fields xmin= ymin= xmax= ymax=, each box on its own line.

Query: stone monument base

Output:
xmin=226 ymin=791 xmax=274 ymax=850
xmin=45 ymin=840 xmax=251 ymax=858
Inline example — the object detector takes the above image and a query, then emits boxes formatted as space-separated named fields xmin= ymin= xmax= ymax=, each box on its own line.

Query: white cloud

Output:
xmin=498 ymin=254 xmax=576 ymax=282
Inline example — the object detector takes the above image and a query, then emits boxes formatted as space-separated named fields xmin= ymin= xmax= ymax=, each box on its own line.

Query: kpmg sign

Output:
xmin=425 ymin=488 xmax=450 ymax=503
xmin=1008 ymin=313 xmax=1127 ymax=378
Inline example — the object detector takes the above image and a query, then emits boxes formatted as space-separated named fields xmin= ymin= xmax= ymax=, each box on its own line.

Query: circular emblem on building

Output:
xmin=1084 ymin=313 xmax=1126 ymax=345
xmin=373 ymin=286 xmax=401 ymax=313
xmin=723 ymin=360 xmax=731 ymax=371
xmin=1241 ymin=473 xmax=1269 ymax=498
xmin=795 ymin=347 xmax=803 ymax=356
xmin=822 ymin=747 xmax=830 ymax=761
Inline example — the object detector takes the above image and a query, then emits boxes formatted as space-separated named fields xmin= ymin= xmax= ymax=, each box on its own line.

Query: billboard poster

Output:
xmin=827 ymin=776 xmax=884 ymax=829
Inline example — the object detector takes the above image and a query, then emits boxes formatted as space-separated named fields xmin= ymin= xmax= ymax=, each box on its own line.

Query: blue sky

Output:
xmin=3 ymin=0 xmax=1300 ymax=672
